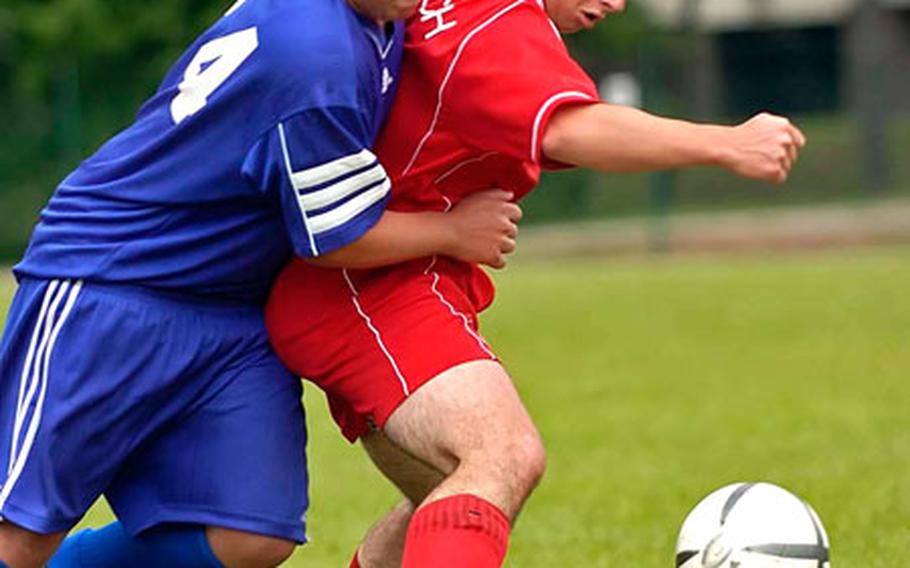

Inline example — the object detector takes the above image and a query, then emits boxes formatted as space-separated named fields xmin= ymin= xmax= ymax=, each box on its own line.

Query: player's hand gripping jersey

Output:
xmin=15 ymin=0 xmax=403 ymax=303
xmin=267 ymin=0 xmax=598 ymax=441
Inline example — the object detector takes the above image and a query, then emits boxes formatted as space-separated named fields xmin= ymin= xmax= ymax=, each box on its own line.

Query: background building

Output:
xmin=637 ymin=0 xmax=910 ymax=116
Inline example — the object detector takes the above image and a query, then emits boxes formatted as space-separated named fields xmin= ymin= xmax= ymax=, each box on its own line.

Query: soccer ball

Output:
xmin=676 ymin=482 xmax=830 ymax=568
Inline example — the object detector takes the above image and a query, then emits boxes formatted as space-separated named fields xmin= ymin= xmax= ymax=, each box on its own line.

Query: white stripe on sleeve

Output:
xmin=278 ymin=122 xmax=319 ymax=256
xmin=307 ymin=177 xmax=391 ymax=235
xmin=291 ymin=148 xmax=377 ymax=190
xmin=278 ymin=124 xmax=390 ymax=245
xmin=299 ymin=162 xmax=388 ymax=211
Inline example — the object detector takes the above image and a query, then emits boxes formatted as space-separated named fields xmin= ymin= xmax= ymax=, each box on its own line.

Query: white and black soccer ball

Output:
xmin=676 ymin=482 xmax=830 ymax=568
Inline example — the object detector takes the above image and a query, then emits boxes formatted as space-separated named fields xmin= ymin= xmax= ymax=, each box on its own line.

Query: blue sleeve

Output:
xmin=242 ymin=106 xmax=391 ymax=258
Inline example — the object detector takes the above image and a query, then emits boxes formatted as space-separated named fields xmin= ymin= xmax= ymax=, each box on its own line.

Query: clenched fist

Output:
xmin=723 ymin=113 xmax=807 ymax=184
xmin=444 ymin=189 xmax=523 ymax=269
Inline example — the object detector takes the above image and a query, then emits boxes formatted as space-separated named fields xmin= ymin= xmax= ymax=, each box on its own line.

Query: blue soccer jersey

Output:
xmin=14 ymin=0 xmax=403 ymax=303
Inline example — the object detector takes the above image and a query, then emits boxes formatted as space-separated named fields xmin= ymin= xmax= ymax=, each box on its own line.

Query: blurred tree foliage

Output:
xmin=565 ymin=3 xmax=650 ymax=63
xmin=5 ymin=0 xmax=222 ymax=96
xmin=1 ymin=0 xmax=226 ymax=151
xmin=0 ymin=0 xmax=228 ymax=258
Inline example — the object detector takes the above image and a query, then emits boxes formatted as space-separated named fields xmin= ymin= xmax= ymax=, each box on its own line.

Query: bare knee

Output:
xmin=206 ymin=527 xmax=296 ymax=568
xmin=383 ymin=361 xmax=548 ymax=514
xmin=490 ymin=425 xmax=547 ymax=502
xmin=0 ymin=522 xmax=64 ymax=568
xmin=512 ymin=429 xmax=547 ymax=493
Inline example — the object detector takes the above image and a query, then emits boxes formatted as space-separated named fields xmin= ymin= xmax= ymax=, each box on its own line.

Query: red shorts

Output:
xmin=265 ymin=256 xmax=497 ymax=442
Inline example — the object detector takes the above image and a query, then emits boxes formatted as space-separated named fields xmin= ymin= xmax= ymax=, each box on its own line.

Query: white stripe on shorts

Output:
xmin=423 ymin=257 xmax=495 ymax=359
xmin=10 ymin=279 xmax=60 ymax=466
xmin=342 ymin=270 xmax=411 ymax=397
xmin=1 ymin=280 xmax=82 ymax=512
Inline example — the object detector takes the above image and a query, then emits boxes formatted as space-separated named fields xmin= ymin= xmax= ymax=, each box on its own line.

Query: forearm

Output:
xmin=305 ymin=210 xmax=453 ymax=269
xmin=542 ymin=103 xmax=730 ymax=173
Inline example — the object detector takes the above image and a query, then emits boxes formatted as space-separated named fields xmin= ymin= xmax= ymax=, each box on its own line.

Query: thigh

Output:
xmin=107 ymin=351 xmax=309 ymax=544
xmin=0 ymin=521 xmax=64 ymax=568
xmin=0 ymin=279 xmax=308 ymax=542
xmin=381 ymin=360 xmax=540 ymax=480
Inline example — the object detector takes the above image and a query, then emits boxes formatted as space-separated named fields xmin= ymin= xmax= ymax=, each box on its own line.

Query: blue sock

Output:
xmin=48 ymin=522 xmax=224 ymax=568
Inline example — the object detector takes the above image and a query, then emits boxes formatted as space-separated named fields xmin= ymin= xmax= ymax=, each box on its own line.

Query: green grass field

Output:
xmin=1 ymin=247 xmax=908 ymax=566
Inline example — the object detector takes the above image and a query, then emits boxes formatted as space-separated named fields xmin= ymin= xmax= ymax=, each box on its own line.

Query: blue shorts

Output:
xmin=0 ymin=278 xmax=308 ymax=542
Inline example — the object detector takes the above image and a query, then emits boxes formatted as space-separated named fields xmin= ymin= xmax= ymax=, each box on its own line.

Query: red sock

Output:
xmin=401 ymin=494 xmax=511 ymax=568
xmin=349 ymin=550 xmax=362 ymax=568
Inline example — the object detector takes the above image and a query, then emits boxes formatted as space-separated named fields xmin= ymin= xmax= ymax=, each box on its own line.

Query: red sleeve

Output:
xmin=442 ymin=3 xmax=599 ymax=168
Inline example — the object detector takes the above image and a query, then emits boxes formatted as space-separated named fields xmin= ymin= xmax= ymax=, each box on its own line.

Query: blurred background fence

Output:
xmin=0 ymin=0 xmax=908 ymax=262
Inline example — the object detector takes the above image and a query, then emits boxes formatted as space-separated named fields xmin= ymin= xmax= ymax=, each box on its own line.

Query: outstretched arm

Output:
xmin=541 ymin=104 xmax=807 ymax=184
xmin=306 ymin=189 xmax=522 ymax=270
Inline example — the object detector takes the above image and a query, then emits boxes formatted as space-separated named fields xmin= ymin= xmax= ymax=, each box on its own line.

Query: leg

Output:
xmin=267 ymin=262 xmax=543 ymax=567
xmin=102 ymin=355 xmax=308 ymax=568
xmin=47 ymin=523 xmax=292 ymax=568
xmin=384 ymin=360 xmax=546 ymax=520
xmin=0 ymin=280 xmax=113 ymax=568
xmin=351 ymin=501 xmax=413 ymax=568
xmin=44 ymin=363 xmax=304 ymax=568
xmin=206 ymin=528 xmax=294 ymax=568
xmin=49 ymin=523 xmax=220 ymax=568
xmin=362 ymin=429 xmax=446 ymax=505
xmin=0 ymin=522 xmax=64 ymax=568
xmin=354 ymin=432 xmax=446 ymax=568
xmin=384 ymin=360 xmax=547 ymax=568
xmin=41 ymin=342 xmax=303 ymax=568
xmin=1 ymin=281 xmax=305 ymax=568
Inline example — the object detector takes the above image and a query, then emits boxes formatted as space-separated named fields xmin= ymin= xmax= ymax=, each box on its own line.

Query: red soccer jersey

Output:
xmin=266 ymin=1 xmax=602 ymax=440
xmin=376 ymin=0 xmax=599 ymax=214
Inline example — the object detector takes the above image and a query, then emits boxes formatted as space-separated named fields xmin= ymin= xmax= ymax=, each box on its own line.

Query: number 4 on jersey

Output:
xmin=171 ymin=27 xmax=259 ymax=124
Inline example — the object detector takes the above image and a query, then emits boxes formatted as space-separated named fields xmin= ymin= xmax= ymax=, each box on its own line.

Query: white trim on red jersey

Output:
xmin=402 ymin=0 xmax=527 ymax=176
xmin=434 ymin=151 xmax=499 ymax=185
xmin=422 ymin=257 xmax=496 ymax=359
xmin=533 ymin=0 xmax=564 ymax=38
xmin=402 ymin=0 xmax=596 ymax=174
xmin=531 ymin=90 xmax=596 ymax=163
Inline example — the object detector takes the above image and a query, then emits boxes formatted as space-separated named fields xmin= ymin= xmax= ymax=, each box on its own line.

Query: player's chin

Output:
xmin=355 ymin=0 xmax=415 ymax=22
xmin=390 ymin=7 xmax=417 ymax=19
xmin=386 ymin=1 xmax=418 ymax=19
xmin=555 ymin=15 xmax=585 ymax=34
xmin=558 ymin=21 xmax=584 ymax=34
